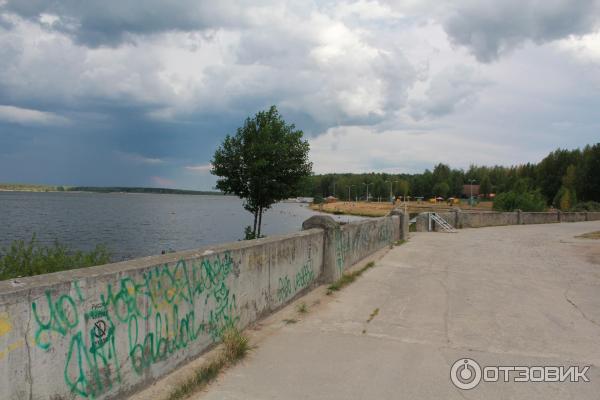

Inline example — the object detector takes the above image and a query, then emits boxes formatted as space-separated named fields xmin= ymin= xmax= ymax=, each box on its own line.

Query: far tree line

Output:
xmin=297 ymin=143 xmax=600 ymax=212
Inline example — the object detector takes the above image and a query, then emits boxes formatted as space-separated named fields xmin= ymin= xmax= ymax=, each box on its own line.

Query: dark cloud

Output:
xmin=2 ymin=0 xmax=247 ymax=47
xmin=443 ymin=0 xmax=600 ymax=62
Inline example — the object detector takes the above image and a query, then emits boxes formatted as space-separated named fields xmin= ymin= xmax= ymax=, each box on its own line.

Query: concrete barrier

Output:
xmin=521 ymin=212 xmax=560 ymax=225
xmin=588 ymin=212 xmax=600 ymax=221
xmin=303 ymin=215 xmax=399 ymax=283
xmin=415 ymin=209 xmax=599 ymax=232
xmin=0 ymin=215 xmax=400 ymax=400
xmin=561 ymin=212 xmax=587 ymax=222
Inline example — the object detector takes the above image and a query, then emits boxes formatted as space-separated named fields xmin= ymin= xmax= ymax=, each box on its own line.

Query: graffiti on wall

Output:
xmin=276 ymin=276 xmax=292 ymax=302
xmin=30 ymin=251 xmax=239 ymax=399
xmin=275 ymin=259 xmax=315 ymax=303
xmin=335 ymin=220 xmax=394 ymax=275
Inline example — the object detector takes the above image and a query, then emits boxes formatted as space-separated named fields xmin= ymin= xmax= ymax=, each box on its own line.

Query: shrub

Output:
xmin=0 ymin=235 xmax=110 ymax=280
xmin=493 ymin=190 xmax=547 ymax=212
xmin=571 ymin=201 xmax=600 ymax=212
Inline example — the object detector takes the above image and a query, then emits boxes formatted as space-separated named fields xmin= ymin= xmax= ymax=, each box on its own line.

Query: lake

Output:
xmin=0 ymin=192 xmax=363 ymax=261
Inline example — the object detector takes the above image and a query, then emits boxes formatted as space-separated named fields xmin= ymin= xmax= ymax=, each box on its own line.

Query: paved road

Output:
xmin=197 ymin=222 xmax=600 ymax=399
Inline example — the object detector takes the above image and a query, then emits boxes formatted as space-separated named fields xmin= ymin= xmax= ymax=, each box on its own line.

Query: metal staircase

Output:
xmin=429 ymin=213 xmax=457 ymax=233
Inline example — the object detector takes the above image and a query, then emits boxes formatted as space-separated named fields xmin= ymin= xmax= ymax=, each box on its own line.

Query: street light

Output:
xmin=363 ymin=183 xmax=371 ymax=202
xmin=468 ymin=179 xmax=476 ymax=208
xmin=389 ymin=180 xmax=398 ymax=203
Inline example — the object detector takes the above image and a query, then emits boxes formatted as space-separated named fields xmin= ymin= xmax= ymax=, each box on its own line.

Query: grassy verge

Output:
xmin=166 ymin=327 xmax=250 ymax=400
xmin=575 ymin=231 xmax=600 ymax=239
xmin=327 ymin=261 xmax=375 ymax=295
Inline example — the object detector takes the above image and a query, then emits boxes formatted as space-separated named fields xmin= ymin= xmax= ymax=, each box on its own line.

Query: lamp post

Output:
xmin=347 ymin=186 xmax=351 ymax=202
xmin=469 ymin=179 xmax=476 ymax=208
xmin=389 ymin=180 xmax=398 ymax=203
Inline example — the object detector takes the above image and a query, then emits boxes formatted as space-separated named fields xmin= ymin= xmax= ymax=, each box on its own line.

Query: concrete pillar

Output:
xmin=389 ymin=209 xmax=409 ymax=241
xmin=452 ymin=208 xmax=461 ymax=229
xmin=557 ymin=210 xmax=562 ymax=222
xmin=517 ymin=209 xmax=522 ymax=225
xmin=302 ymin=215 xmax=340 ymax=283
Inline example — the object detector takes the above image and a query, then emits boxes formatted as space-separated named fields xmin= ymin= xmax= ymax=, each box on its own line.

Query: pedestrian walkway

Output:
xmin=195 ymin=221 xmax=600 ymax=399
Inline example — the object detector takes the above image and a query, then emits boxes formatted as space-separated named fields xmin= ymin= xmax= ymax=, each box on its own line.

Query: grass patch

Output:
xmin=394 ymin=239 xmax=406 ymax=246
xmin=166 ymin=327 xmax=249 ymax=400
xmin=366 ymin=308 xmax=379 ymax=323
xmin=283 ymin=318 xmax=298 ymax=325
xmin=576 ymin=231 xmax=600 ymax=239
xmin=0 ymin=234 xmax=110 ymax=281
xmin=296 ymin=302 xmax=308 ymax=314
xmin=327 ymin=261 xmax=376 ymax=295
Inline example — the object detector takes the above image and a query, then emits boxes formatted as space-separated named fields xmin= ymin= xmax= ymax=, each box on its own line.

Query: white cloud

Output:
xmin=0 ymin=105 xmax=70 ymax=126
xmin=309 ymin=125 xmax=530 ymax=174
xmin=185 ymin=164 xmax=212 ymax=172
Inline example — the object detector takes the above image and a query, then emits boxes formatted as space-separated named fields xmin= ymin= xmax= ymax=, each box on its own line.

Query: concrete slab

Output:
xmin=194 ymin=221 xmax=600 ymax=400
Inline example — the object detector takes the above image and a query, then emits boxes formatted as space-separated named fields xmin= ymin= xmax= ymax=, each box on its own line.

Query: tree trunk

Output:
xmin=253 ymin=209 xmax=258 ymax=237
xmin=257 ymin=206 xmax=263 ymax=238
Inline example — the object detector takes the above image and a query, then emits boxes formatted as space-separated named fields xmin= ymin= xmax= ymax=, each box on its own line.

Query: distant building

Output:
xmin=462 ymin=184 xmax=480 ymax=198
xmin=325 ymin=196 xmax=338 ymax=203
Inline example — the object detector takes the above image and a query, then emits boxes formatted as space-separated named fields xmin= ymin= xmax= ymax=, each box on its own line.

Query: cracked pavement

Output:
xmin=195 ymin=221 xmax=600 ymax=399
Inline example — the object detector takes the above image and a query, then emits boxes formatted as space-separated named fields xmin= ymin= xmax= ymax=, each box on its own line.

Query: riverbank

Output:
xmin=310 ymin=200 xmax=494 ymax=217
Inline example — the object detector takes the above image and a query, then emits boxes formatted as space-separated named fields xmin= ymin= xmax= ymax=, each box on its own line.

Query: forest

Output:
xmin=299 ymin=143 xmax=600 ymax=212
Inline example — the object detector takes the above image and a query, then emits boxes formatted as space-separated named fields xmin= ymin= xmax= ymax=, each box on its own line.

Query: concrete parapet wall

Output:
xmin=561 ymin=212 xmax=587 ymax=222
xmin=521 ymin=212 xmax=559 ymax=225
xmin=415 ymin=210 xmax=599 ymax=232
xmin=335 ymin=216 xmax=398 ymax=277
xmin=461 ymin=211 xmax=518 ymax=228
xmin=303 ymin=215 xmax=399 ymax=283
xmin=0 ymin=229 xmax=324 ymax=400
xmin=588 ymin=212 xmax=600 ymax=221
xmin=0 ymin=214 xmax=401 ymax=400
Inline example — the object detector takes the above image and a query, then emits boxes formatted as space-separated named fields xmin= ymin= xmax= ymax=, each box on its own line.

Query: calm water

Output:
xmin=0 ymin=192 xmax=362 ymax=261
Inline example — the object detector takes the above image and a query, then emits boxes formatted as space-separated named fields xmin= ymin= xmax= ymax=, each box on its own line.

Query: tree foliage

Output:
xmin=211 ymin=106 xmax=312 ymax=238
xmin=298 ymin=143 xmax=600 ymax=210
xmin=492 ymin=190 xmax=547 ymax=212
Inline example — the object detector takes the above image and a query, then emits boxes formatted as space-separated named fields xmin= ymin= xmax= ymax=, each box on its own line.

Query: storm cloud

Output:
xmin=0 ymin=1 xmax=599 ymax=188
xmin=442 ymin=0 xmax=600 ymax=62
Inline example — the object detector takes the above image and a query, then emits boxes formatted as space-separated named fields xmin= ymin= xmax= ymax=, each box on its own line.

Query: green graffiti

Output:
xmin=294 ymin=261 xmax=315 ymax=291
xmin=378 ymin=221 xmax=392 ymax=244
xmin=277 ymin=276 xmax=292 ymax=302
xmin=32 ymin=291 xmax=80 ymax=350
xmin=335 ymin=228 xmax=349 ymax=275
xmin=31 ymin=251 xmax=239 ymax=399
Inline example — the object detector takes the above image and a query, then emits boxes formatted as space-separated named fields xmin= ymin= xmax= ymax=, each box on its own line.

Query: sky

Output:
xmin=0 ymin=0 xmax=599 ymax=190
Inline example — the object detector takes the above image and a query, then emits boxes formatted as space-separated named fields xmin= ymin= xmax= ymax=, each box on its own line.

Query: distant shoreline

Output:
xmin=0 ymin=184 xmax=224 ymax=196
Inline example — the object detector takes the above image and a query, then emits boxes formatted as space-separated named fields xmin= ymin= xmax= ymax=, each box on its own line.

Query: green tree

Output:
xmin=211 ymin=106 xmax=312 ymax=238
xmin=493 ymin=190 xmax=546 ymax=212
xmin=480 ymin=175 xmax=492 ymax=197
xmin=432 ymin=182 xmax=450 ymax=198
